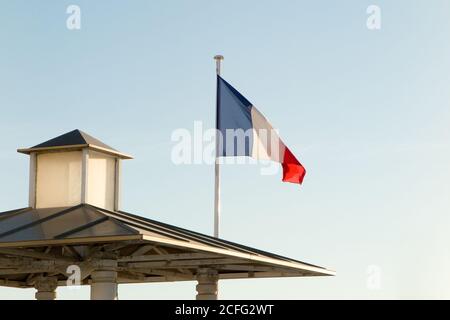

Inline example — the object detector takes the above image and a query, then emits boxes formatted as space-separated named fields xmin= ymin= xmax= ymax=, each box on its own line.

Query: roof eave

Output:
xmin=139 ymin=234 xmax=335 ymax=277
xmin=17 ymin=144 xmax=133 ymax=159
xmin=0 ymin=234 xmax=143 ymax=248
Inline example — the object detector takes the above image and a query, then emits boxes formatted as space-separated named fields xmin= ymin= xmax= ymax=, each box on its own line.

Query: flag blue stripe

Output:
xmin=217 ymin=76 xmax=253 ymax=156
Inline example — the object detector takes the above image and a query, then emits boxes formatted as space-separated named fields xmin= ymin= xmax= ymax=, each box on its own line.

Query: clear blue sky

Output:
xmin=1 ymin=0 xmax=450 ymax=299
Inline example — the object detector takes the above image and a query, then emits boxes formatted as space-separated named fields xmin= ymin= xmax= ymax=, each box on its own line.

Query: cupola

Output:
xmin=17 ymin=129 xmax=132 ymax=211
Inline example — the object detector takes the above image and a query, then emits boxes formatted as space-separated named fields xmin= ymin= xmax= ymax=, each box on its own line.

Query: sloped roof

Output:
xmin=0 ymin=204 xmax=334 ymax=287
xmin=17 ymin=130 xmax=132 ymax=159
xmin=32 ymin=130 xmax=116 ymax=150
xmin=0 ymin=205 xmax=135 ymax=243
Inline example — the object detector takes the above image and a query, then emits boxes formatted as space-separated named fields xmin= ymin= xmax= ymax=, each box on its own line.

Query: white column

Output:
xmin=90 ymin=260 xmax=118 ymax=300
xmin=35 ymin=276 xmax=58 ymax=300
xmin=196 ymin=268 xmax=219 ymax=300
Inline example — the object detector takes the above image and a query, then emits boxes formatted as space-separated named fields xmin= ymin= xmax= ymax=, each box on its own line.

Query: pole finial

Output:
xmin=214 ymin=55 xmax=223 ymax=76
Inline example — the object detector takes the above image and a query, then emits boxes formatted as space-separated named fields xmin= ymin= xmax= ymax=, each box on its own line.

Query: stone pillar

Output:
xmin=90 ymin=260 xmax=118 ymax=300
xmin=196 ymin=268 xmax=219 ymax=300
xmin=35 ymin=276 xmax=58 ymax=300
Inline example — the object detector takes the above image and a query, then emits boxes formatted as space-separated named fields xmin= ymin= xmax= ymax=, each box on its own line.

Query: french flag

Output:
xmin=217 ymin=76 xmax=306 ymax=185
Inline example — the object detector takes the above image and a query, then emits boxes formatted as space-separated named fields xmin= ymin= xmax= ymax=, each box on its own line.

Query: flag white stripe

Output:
xmin=250 ymin=106 xmax=286 ymax=163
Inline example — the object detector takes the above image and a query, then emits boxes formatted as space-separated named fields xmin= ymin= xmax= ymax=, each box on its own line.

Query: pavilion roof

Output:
xmin=0 ymin=204 xmax=334 ymax=288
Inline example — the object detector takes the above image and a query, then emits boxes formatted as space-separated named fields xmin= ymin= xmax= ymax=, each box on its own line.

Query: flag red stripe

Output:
xmin=281 ymin=147 xmax=306 ymax=184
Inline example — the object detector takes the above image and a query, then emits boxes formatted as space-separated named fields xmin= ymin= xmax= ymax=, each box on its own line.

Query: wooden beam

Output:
xmin=217 ymin=265 xmax=292 ymax=272
xmin=152 ymin=247 xmax=166 ymax=255
xmin=219 ymin=271 xmax=309 ymax=279
xmin=124 ymin=258 xmax=247 ymax=269
xmin=115 ymin=271 xmax=313 ymax=284
xmin=102 ymin=240 xmax=143 ymax=252
xmin=118 ymin=276 xmax=190 ymax=284
xmin=26 ymin=273 xmax=39 ymax=285
xmin=85 ymin=245 xmax=102 ymax=259
xmin=0 ymin=248 xmax=76 ymax=262
xmin=84 ymin=241 xmax=144 ymax=259
xmin=118 ymin=252 xmax=221 ymax=263
xmin=118 ymin=272 xmax=195 ymax=283
xmin=0 ymin=257 xmax=68 ymax=270
xmin=63 ymin=246 xmax=82 ymax=260
xmin=0 ymin=257 xmax=33 ymax=267
xmin=152 ymin=247 xmax=191 ymax=275
xmin=0 ymin=268 xmax=58 ymax=275
xmin=0 ymin=278 xmax=27 ymax=288
xmin=80 ymin=263 xmax=95 ymax=281
xmin=117 ymin=270 xmax=147 ymax=281
xmin=0 ymin=235 xmax=143 ymax=249
xmin=56 ymin=279 xmax=90 ymax=287
xmin=117 ymin=268 xmax=193 ymax=281
xmin=130 ymin=245 xmax=156 ymax=257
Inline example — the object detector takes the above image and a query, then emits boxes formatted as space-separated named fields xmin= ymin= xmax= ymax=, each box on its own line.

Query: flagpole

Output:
xmin=214 ymin=55 xmax=223 ymax=238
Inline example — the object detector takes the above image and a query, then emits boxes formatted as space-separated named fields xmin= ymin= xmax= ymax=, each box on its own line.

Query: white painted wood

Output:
xmin=114 ymin=158 xmax=122 ymax=211
xmin=18 ymin=144 xmax=133 ymax=159
xmin=81 ymin=148 xmax=89 ymax=204
xmin=28 ymin=153 xmax=37 ymax=208
xmin=35 ymin=151 xmax=82 ymax=208
xmin=87 ymin=151 xmax=115 ymax=210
